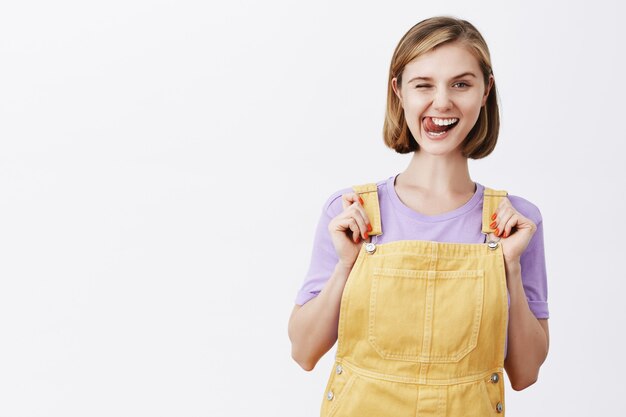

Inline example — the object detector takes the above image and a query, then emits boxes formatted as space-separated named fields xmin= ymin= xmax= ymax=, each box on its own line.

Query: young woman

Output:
xmin=288 ymin=16 xmax=549 ymax=416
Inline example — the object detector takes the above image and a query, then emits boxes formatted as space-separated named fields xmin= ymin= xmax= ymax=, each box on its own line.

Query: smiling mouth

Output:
xmin=422 ymin=116 xmax=460 ymax=135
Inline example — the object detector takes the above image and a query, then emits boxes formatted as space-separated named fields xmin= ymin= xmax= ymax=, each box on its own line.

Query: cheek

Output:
xmin=459 ymin=94 xmax=485 ymax=113
xmin=402 ymin=97 xmax=428 ymax=119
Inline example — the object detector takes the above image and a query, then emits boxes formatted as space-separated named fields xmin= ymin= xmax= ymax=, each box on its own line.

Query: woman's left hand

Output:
xmin=487 ymin=197 xmax=537 ymax=263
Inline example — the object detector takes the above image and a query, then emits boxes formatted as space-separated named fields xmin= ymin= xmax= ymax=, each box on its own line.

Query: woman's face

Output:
xmin=392 ymin=41 xmax=494 ymax=156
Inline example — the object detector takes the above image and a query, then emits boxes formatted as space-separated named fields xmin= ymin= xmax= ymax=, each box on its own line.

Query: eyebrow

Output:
xmin=406 ymin=72 xmax=477 ymax=83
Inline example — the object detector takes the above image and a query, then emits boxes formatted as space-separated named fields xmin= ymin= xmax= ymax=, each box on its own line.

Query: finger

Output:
xmin=494 ymin=206 xmax=515 ymax=237
xmin=347 ymin=202 xmax=371 ymax=239
xmin=508 ymin=212 xmax=536 ymax=235
xmin=333 ymin=215 xmax=362 ymax=243
xmin=498 ymin=197 xmax=512 ymax=209
xmin=346 ymin=216 xmax=363 ymax=243
xmin=342 ymin=193 xmax=372 ymax=232
xmin=500 ymin=213 xmax=519 ymax=238
xmin=493 ymin=197 xmax=512 ymax=228
xmin=350 ymin=199 xmax=371 ymax=231
xmin=342 ymin=192 xmax=364 ymax=210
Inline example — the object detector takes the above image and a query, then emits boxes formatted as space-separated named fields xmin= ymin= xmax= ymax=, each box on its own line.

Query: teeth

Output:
xmin=432 ymin=117 xmax=458 ymax=126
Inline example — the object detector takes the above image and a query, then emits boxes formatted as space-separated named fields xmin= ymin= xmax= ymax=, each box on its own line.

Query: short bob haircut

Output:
xmin=383 ymin=16 xmax=500 ymax=158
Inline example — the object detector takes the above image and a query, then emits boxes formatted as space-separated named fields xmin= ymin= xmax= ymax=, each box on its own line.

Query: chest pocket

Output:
xmin=368 ymin=268 xmax=485 ymax=363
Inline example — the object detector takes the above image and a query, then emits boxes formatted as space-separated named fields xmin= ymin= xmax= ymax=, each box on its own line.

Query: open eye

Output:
xmin=453 ymin=82 xmax=470 ymax=88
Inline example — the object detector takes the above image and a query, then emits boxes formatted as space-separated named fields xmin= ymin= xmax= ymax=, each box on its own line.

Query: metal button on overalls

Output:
xmin=364 ymin=242 xmax=376 ymax=254
xmin=319 ymin=183 xmax=509 ymax=417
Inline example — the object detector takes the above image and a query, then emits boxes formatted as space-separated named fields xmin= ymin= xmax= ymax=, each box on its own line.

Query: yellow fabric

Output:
xmin=481 ymin=188 xmax=508 ymax=234
xmin=353 ymin=183 xmax=383 ymax=236
xmin=320 ymin=183 xmax=508 ymax=416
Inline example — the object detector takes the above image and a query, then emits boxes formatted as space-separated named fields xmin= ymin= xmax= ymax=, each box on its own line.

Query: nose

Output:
xmin=432 ymin=88 xmax=452 ymax=112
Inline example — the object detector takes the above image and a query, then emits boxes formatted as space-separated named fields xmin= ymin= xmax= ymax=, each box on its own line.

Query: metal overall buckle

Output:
xmin=364 ymin=233 xmax=378 ymax=254
xmin=485 ymin=232 xmax=501 ymax=250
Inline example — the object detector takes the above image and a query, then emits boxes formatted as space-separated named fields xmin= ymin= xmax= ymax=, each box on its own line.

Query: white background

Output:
xmin=1 ymin=0 xmax=624 ymax=416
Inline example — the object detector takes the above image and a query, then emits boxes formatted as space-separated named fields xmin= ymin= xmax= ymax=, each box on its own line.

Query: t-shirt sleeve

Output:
xmin=294 ymin=192 xmax=344 ymax=306
xmin=515 ymin=199 xmax=550 ymax=319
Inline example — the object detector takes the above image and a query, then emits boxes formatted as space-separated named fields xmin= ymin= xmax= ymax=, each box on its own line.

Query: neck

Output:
xmin=398 ymin=150 xmax=474 ymax=195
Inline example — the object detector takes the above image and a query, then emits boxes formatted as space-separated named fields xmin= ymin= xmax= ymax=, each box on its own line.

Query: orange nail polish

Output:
xmin=359 ymin=196 xmax=364 ymax=205
xmin=364 ymin=232 xmax=369 ymax=239
xmin=491 ymin=212 xmax=497 ymax=220
xmin=367 ymin=223 xmax=372 ymax=232
xmin=495 ymin=228 xmax=499 ymax=236
xmin=502 ymin=231 xmax=507 ymax=238
xmin=490 ymin=221 xmax=497 ymax=229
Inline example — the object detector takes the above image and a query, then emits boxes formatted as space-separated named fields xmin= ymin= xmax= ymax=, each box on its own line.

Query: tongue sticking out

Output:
xmin=423 ymin=117 xmax=457 ymax=133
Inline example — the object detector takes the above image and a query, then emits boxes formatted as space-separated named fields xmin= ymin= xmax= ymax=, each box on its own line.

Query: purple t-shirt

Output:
xmin=295 ymin=173 xmax=550 ymax=358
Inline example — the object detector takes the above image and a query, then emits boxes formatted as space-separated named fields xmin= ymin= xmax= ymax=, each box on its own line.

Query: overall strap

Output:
xmin=481 ymin=187 xmax=509 ymax=234
xmin=352 ymin=183 xmax=383 ymax=236
xmin=353 ymin=183 xmax=508 ymax=237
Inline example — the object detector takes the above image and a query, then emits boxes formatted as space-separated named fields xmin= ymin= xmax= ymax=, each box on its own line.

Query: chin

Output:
xmin=415 ymin=144 xmax=458 ymax=156
xmin=415 ymin=136 xmax=465 ymax=154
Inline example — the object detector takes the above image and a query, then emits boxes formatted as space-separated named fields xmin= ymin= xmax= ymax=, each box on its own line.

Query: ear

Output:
xmin=482 ymin=75 xmax=494 ymax=107
xmin=391 ymin=77 xmax=403 ymax=103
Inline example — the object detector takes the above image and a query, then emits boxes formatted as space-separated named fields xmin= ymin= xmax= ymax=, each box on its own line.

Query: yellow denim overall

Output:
xmin=320 ymin=183 xmax=509 ymax=417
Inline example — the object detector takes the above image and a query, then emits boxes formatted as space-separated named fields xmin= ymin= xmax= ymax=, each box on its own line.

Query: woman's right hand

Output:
xmin=327 ymin=192 xmax=372 ymax=269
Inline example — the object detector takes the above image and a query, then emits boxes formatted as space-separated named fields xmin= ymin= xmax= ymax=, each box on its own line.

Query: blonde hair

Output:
xmin=383 ymin=16 xmax=500 ymax=158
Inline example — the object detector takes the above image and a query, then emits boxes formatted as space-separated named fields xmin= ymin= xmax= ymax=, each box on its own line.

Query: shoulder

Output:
xmin=504 ymin=191 xmax=543 ymax=226
xmin=322 ymin=177 xmax=389 ymax=218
